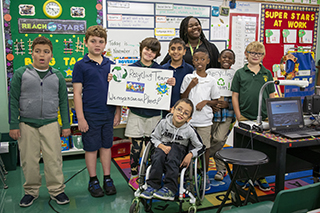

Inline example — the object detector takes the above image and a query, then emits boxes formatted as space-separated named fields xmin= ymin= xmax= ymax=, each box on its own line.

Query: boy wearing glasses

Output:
xmin=231 ymin=41 xmax=275 ymax=191
xmin=139 ymin=98 xmax=205 ymax=201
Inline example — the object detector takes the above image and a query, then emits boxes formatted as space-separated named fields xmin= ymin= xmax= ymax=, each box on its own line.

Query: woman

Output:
xmin=161 ymin=16 xmax=220 ymax=68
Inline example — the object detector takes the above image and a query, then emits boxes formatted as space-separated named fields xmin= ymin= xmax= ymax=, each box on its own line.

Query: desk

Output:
xmin=233 ymin=126 xmax=320 ymax=195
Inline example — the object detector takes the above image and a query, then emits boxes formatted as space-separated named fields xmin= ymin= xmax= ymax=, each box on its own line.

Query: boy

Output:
xmin=72 ymin=25 xmax=121 ymax=197
xmin=231 ymin=41 xmax=275 ymax=191
xmin=210 ymin=49 xmax=236 ymax=181
xmin=9 ymin=36 xmax=70 ymax=207
xmin=127 ymin=37 xmax=175 ymax=191
xmin=180 ymin=48 xmax=220 ymax=191
xmin=140 ymin=98 xmax=205 ymax=200
xmin=161 ymin=38 xmax=194 ymax=117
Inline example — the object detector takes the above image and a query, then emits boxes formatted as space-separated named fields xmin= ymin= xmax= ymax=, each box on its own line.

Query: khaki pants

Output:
xmin=210 ymin=117 xmax=233 ymax=171
xmin=18 ymin=122 xmax=65 ymax=197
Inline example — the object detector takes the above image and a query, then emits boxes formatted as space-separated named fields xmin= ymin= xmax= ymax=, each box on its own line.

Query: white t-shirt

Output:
xmin=181 ymin=71 xmax=220 ymax=127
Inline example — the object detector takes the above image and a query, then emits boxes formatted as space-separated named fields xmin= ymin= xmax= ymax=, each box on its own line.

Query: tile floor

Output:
xmin=0 ymin=155 xmax=225 ymax=213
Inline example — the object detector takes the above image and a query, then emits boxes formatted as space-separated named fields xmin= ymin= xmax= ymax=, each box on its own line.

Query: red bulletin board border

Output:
xmin=229 ymin=13 xmax=260 ymax=50
xmin=260 ymin=4 xmax=319 ymax=72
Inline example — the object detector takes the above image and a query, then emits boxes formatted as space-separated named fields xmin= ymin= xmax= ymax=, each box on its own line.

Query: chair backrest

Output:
xmin=271 ymin=182 xmax=320 ymax=213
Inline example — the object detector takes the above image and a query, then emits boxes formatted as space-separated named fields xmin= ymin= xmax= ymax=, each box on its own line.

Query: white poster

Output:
xmin=206 ymin=68 xmax=236 ymax=96
xmin=231 ymin=16 xmax=256 ymax=71
xmin=107 ymin=65 xmax=173 ymax=110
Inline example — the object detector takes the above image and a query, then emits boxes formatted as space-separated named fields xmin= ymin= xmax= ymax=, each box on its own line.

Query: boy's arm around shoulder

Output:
xmin=188 ymin=125 xmax=206 ymax=158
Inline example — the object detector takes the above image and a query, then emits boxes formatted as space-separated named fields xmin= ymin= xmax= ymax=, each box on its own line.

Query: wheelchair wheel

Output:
xmin=129 ymin=199 xmax=140 ymax=213
xmin=139 ymin=142 xmax=154 ymax=186
xmin=194 ymin=155 xmax=206 ymax=201
xmin=188 ymin=205 xmax=197 ymax=213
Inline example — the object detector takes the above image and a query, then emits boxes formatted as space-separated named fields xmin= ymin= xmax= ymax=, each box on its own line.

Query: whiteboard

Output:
xmin=106 ymin=29 xmax=154 ymax=58
xmin=107 ymin=15 xmax=154 ymax=28
xmin=156 ymin=17 xmax=210 ymax=29
xmin=155 ymin=4 xmax=210 ymax=17
xmin=210 ymin=40 xmax=227 ymax=52
xmin=231 ymin=15 xmax=258 ymax=71
xmin=107 ymin=1 xmax=154 ymax=15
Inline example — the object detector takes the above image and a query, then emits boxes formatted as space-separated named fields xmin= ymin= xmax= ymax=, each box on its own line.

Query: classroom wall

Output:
xmin=0 ymin=0 xmax=319 ymax=134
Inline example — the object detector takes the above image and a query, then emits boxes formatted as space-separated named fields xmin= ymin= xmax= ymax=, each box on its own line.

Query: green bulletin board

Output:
xmin=3 ymin=0 xmax=102 ymax=87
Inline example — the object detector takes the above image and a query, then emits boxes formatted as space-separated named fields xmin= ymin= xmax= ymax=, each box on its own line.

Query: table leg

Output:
xmin=275 ymin=146 xmax=286 ymax=194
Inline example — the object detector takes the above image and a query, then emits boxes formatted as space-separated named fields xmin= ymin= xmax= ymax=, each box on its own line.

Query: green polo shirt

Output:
xmin=231 ymin=64 xmax=275 ymax=120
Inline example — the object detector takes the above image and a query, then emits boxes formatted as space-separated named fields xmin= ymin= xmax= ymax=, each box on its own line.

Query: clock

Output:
xmin=43 ymin=0 xmax=62 ymax=19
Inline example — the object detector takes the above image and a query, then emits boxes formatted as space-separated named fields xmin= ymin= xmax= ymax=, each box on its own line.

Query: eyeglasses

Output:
xmin=175 ymin=107 xmax=190 ymax=117
xmin=247 ymin=51 xmax=264 ymax=57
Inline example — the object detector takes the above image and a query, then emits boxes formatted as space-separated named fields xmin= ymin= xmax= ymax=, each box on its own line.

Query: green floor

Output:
xmin=0 ymin=155 xmax=226 ymax=213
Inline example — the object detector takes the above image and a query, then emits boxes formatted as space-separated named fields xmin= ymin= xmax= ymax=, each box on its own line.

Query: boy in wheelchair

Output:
xmin=140 ymin=98 xmax=206 ymax=201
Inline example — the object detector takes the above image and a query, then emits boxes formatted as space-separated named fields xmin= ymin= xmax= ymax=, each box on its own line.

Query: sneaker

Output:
xmin=236 ymin=180 xmax=250 ymax=189
xmin=50 ymin=192 xmax=70 ymax=205
xmin=19 ymin=194 xmax=38 ymax=207
xmin=206 ymin=174 xmax=211 ymax=191
xmin=140 ymin=185 xmax=157 ymax=199
xmin=255 ymin=178 xmax=271 ymax=191
xmin=88 ymin=179 xmax=104 ymax=197
xmin=104 ymin=178 xmax=117 ymax=195
xmin=214 ymin=170 xmax=227 ymax=181
xmin=128 ymin=176 xmax=139 ymax=191
xmin=153 ymin=187 xmax=175 ymax=201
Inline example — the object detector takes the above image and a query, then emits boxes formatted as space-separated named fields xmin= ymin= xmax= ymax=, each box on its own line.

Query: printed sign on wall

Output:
xmin=18 ymin=18 xmax=86 ymax=34
xmin=107 ymin=65 xmax=173 ymax=110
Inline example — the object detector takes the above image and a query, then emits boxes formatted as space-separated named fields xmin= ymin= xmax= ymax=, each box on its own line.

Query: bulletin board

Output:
xmin=260 ymin=4 xmax=319 ymax=71
xmin=260 ymin=4 xmax=319 ymax=97
xmin=3 ymin=0 xmax=101 ymax=88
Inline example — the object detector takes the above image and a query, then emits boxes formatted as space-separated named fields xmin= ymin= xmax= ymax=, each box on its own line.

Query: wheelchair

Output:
xmin=129 ymin=142 xmax=206 ymax=213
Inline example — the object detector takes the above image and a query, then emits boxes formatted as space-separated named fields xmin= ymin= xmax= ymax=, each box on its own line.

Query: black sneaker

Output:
xmin=19 ymin=194 xmax=38 ymax=207
xmin=103 ymin=178 xmax=117 ymax=195
xmin=50 ymin=192 xmax=70 ymax=205
xmin=88 ymin=179 xmax=104 ymax=197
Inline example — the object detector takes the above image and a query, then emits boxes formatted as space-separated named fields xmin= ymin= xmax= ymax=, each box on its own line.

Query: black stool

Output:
xmin=215 ymin=148 xmax=269 ymax=213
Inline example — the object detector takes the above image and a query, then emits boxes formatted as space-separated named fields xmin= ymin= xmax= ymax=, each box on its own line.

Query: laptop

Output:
xmin=266 ymin=97 xmax=320 ymax=139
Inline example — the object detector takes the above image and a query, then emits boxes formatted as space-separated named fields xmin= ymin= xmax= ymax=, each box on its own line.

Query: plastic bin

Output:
xmin=111 ymin=138 xmax=131 ymax=158
xmin=0 ymin=133 xmax=18 ymax=171
xmin=72 ymin=134 xmax=83 ymax=149
xmin=61 ymin=136 xmax=70 ymax=151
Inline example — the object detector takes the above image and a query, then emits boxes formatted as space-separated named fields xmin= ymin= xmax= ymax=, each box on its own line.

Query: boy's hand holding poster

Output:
xmin=206 ymin=68 xmax=236 ymax=96
xmin=107 ymin=65 xmax=173 ymax=110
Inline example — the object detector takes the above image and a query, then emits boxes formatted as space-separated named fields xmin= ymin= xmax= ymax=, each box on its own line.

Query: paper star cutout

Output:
xmin=65 ymin=67 xmax=73 ymax=77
